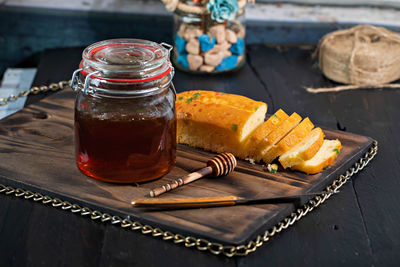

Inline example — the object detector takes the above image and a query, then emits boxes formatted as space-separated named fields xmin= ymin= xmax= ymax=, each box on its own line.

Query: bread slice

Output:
xmin=176 ymin=90 xmax=268 ymax=155
xmin=279 ymin=127 xmax=325 ymax=168
xmin=291 ymin=139 xmax=342 ymax=174
xmin=262 ymin=117 xmax=314 ymax=164
xmin=244 ymin=109 xmax=289 ymax=159
xmin=253 ymin=112 xmax=302 ymax=161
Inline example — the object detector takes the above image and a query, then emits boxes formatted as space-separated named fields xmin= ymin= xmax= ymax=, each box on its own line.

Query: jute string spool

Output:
xmin=307 ymin=25 xmax=400 ymax=93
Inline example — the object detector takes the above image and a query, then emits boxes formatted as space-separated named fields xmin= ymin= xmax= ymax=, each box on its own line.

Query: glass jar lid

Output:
xmin=79 ymin=38 xmax=172 ymax=83
xmin=71 ymin=39 xmax=175 ymax=96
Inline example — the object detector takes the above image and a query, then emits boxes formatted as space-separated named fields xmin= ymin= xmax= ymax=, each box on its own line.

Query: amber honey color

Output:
xmin=75 ymin=111 xmax=176 ymax=183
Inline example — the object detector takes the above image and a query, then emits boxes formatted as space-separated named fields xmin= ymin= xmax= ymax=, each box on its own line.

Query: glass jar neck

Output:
xmin=74 ymin=70 xmax=175 ymax=98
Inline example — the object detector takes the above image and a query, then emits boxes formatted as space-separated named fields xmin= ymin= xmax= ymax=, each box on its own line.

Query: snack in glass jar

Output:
xmin=168 ymin=0 xmax=248 ymax=73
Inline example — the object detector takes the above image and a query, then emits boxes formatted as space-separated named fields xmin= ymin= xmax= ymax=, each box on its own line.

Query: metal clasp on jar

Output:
xmin=70 ymin=68 xmax=100 ymax=95
xmin=161 ymin=42 xmax=173 ymax=55
xmin=161 ymin=42 xmax=176 ymax=100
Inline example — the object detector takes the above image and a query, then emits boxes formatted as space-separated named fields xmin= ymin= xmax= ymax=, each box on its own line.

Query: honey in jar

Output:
xmin=71 ymin=39 xmax=176 ymax=183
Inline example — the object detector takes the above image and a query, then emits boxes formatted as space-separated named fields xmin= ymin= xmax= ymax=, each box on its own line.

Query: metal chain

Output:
xmin=0 ymin=80 xmax=71 ymax=106
xmin=0 ymin=140 xmax=378 ymax=257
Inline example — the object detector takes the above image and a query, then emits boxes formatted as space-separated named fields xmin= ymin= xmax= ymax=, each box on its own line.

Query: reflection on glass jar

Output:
xmin=172 ymin=0 xmax=246 ymax=73
xmin=71 ymin=39 xmax=176 ymax=183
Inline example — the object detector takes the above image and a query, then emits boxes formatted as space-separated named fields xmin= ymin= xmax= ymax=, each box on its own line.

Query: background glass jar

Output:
xmin=71 ymin=39 xmax=176 ymax=183
xmin=172 ymin=0 xmax=246 ymax=73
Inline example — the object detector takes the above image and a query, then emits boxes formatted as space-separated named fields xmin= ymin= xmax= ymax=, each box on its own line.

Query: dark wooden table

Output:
xmin=0 ymin=46 xmax=399 ymax=266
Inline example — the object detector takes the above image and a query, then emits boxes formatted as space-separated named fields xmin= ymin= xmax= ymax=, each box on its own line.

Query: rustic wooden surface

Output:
xmin=0 ymin=85 xmax=373 ymax=244
xmin=0 ymin=46 xmax=398 ymax=266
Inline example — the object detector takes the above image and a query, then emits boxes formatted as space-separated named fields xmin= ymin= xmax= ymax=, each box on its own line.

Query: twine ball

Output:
xmin=317 ymin=25 xmax=400 ymax=85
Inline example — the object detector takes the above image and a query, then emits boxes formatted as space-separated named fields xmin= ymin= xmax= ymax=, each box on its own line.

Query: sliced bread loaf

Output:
xmin=279 ymin=127 xmax=325 ymax=168
xmin=291 ymin=139 xmax=342 ymax=174
xmin=262 ymin=118 xmax=314 ymax=164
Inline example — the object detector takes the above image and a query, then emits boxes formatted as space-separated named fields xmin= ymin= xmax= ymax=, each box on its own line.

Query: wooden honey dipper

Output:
xmin=149 ymin=153 xmax=237 ymax=197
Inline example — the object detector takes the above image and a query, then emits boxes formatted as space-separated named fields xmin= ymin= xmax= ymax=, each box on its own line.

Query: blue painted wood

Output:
xmin=0 ymin=7 xmax=173 ymax=75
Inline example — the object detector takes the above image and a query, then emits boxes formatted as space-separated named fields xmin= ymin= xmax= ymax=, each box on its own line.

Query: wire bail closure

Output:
xmin=70 ymin=68 xmax=84 ymax=91
xmin=83 ymin=71 xmax=100 ymax=95
xmin=70 ymin=67 xmax=97 ymax=95
xmin=161 ymin=42 xmax=176 ymax=99
xmin=161 ymin=42 xmax=173 ymax=55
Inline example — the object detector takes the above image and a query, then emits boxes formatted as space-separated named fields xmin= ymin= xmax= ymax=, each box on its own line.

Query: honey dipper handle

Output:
xmin=149 ymin=166 xmax=213 ymax=197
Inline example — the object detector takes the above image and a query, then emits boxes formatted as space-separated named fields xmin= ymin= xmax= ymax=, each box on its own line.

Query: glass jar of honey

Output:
xmin=71 ymin=39 xmax=176 ymax=183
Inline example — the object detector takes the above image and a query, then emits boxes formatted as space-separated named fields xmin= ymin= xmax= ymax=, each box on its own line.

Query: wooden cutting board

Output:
xmin=0 ymin=89 xmax=374 ymax=245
